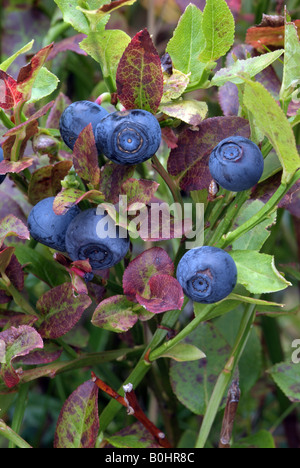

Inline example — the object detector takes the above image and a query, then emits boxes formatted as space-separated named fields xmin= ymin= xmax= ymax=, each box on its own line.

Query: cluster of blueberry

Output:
xmin=27 ymin=100 xmax=264 ymax=303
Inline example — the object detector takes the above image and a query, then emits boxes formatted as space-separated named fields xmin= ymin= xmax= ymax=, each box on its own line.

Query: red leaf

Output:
xmin=136 ymin=274 xmax=184 ymax=313
xmin=0 ymin=70 xmax=23 ymax=110
xmin=123 ymin=247 xmax=174 ymax=301
xmin=116 ymin=29 xmax=164 ymax=113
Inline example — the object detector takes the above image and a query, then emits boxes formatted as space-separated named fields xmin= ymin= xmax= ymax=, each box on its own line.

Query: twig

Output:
xmin=218 ymin=378 xmax=241 ymax=448
xmin=91 ymin=372 xmax=172 ymax=448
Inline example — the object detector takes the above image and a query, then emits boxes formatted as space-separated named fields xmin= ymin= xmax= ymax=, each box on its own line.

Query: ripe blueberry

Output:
xmin=59 ymin=100 xmax=109 ymax=150
xmin=0 ymin=146 xmax=6 ymax=185
xmin=95 ymin=109 xmax=161 ymax=165
xmin=176 ymin=246 xmax=237 ymax=304
xmin=27 ymin=197 xmax=80 ymax=252
xmin=65 ymin=208 xmax=130 ymax=271
xmin=209 ymin=136 xmax=264 ymax=192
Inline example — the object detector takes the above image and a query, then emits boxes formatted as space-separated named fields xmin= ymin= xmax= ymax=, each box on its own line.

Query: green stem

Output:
xmin=207 ymin=190 xmax=250 ymax=247
xmin=99 ymin=308 xmax=182 ymax=432
xmin=8 ymin=383 xmax=30 ymax=448
xmin=0 ymin=109 xmax=15 ymax=129
xmin=149 ymin=304 xmax=215 ymax=361
xmin=195 ymin=304 xmax=256 ymax=448
xmin=218 ymin=170 xmax=300 ymax=248
xmin=0 ymin=419 xmax=32 ymax=448
xmin=0 ymin=275 xmax=38 ymax=317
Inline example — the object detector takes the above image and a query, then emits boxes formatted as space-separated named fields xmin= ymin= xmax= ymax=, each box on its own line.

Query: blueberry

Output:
xmin=176 ymin=246 xmax=237 ymax=304
xmin=0 ymin=146 xmax=6 ymax=185
xmin=59 ymin=100 xmax=109 ymax=150
xmin=209 ymin=136 xmax=264 ymax=192
xmin=65 ymin=208 xmax=130 ymax=271
xmin=95 ymin=109 xmax=161 ymax=165
xmin=27 ymin=197 xmax=81 ymax=252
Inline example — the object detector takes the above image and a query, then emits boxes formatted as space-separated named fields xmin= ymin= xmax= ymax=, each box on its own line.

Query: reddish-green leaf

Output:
xmin=17 ymin=43 xmax=54 ymax=100
xmin=0 ymin=215 xmax=30 ymax=248
xmin=123 ymin=247 xmax=174 ymax=301
xmin=121 ymin=178 xmax=159 ymax=209
xmin=37 ymin=283 xmax=92 ymax=339
xmin=167 ymin=116 xmax=250 ymax=191
xmin=246 ymin=20 xmax=300 ymax=52
xmin=0 ymin=158 xmax=34 ymax=175
xmin=99 ymin=161 xmax=135 ymax=204
xmin=116 ymin=29 xmax=164 ymax=113
xmin=92 ymin=295 xmax=139 ymax=333
xmin=54 ymin=380 xmax=99 ymax=448
xmin=0 ymin=325 xmax=43 ymax=388
xmin=136 ymin=274 xmax=184 ymax=313
xmin=28 ymin=160 xmax=73 ymax=205
xmin=0 ymin=70 xmax=23 ymax=110
xmin=53 ymin=188 xmax=104 ymax=215
xmin=73 ymin=123 xmax=100 ymax=187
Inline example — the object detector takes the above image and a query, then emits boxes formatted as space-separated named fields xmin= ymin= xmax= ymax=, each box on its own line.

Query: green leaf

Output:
xmin=14 ymin=245 xmax=68 ymax=288
xmin=243 ymin=80 xmax=300 ymax=183
xmin=156 ymin=342 xmax=206 ymax=362
xmin=232 ymin=430 xmax=275 ymax=449
xmin=169 ymin=322 xmax=231 ymax=415
xmin=166 ymin=4 xmax=207 ymax=86
xmin=280 ymin=21 xmax=300 ymax=101
xmin=54 ymin=0 xmax=90 ymax=33
xmin=199 ymin=0 xmax=235 ymax=63
xmin=28 ymin=67 xmax=59 ymax=103
xmin=211 ymin=49 xmax=284 ymax=87
xmin=77 ymin=0 xmax=136 ymax=31
xmin=268 ymin=360 xmax=300 ymax=403
xmin=105 ymin=435 xmax=149 ymax=448
xmin=230 ymin=250 xmax=291 ymax=294
xmin=232 ymin=200 xmax=277 ymax=251
xmin=0 ymin=40 xmax=34 ymax=72
xmin=54 ymin=380 xmax=99 ymax=448
xmin=80 ymin=30 xmax=131 ymax=91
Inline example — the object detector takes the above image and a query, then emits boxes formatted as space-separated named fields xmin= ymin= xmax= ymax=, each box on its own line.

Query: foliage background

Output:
xmin=0 ymin=0 xmax=299 ymax=449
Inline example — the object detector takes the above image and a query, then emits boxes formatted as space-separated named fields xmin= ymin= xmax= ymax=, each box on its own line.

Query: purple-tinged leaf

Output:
xmin=161 ymin=127 xmax=178 ymax=149
xmin=0 ymin=310 xmax=38 ymax=329
xmin=46 ymin=92 xmax=72 ymax=129
xmin=13 ymin=342 xmax=62 ymax=366
xmin=105 ymin=421 xmax=161 ymax=448
xmin=136 ymin=274 xmax=184 ymax=313
xmin=92 ymin=295 xmax=139 ymax=333
xmin=54 ymin=380 xmax=99 ymax=448
xmin=116 ymin=29 xmax=164 ymax=113
xmin=167 ymin=117 xmax=250 ymax=191
xmin=37 ymin=283 xmax=92 ymax=339
xmin=47 ymin=34 xmax=88 ymax=62
xmin=123 ymin=247 xmax=174 ymax=301
xmin=99 ymin=161 xmax=135 ymax=204
xmin=3 ymin=101 xmax=55 ymax=139
xmin=73 ymin=123 xmax=100 ymax=187
xmin=268 ymin=360 xmax=300 ymax=403
xmin=0 ymin=215 xmax=30 ymax=248
xmin=2 ymin=120 xmax=38 ymax=160
xmin=0 ymin=325 xmax=44 ymax=388
xmin=28 ymin=160 xmax=73 ymax=205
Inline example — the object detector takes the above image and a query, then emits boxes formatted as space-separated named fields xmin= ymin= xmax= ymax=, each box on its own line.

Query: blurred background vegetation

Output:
xmin=0 ymin=0 xmax=299 ymax=448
